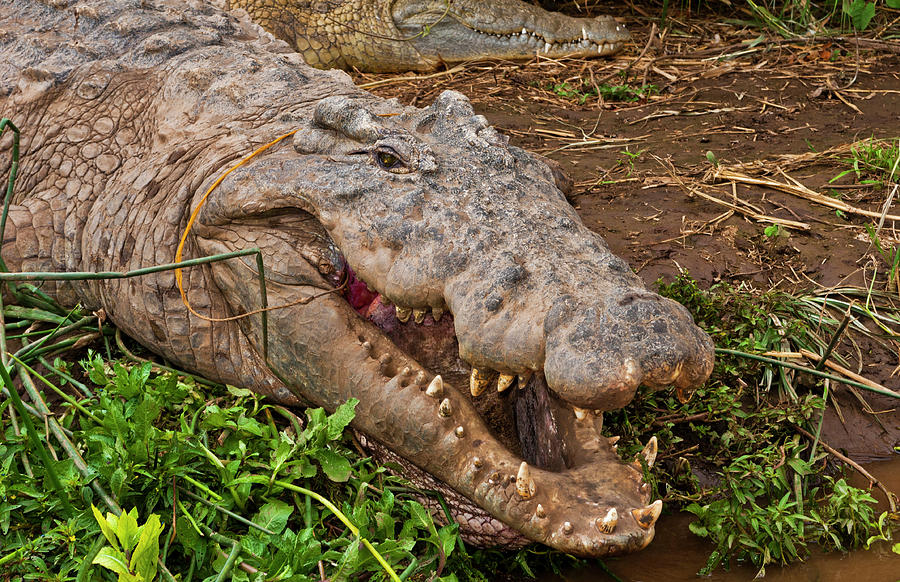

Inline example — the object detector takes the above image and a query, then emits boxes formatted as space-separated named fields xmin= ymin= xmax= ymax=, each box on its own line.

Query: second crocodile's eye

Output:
xmin=373 ymin=146 xmax=410 ymax=173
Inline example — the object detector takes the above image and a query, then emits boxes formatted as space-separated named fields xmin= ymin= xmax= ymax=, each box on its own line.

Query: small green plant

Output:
xmin=830 ymin=137 xmax=900 ymax=187
xmin=91 ymin=506 xmax=164 ymax=582
xmin=548 ymin=80 xmax=657 ymax=104
xmin=764 ymin=223 xmax=782 ymax=239
xmin=864 ymin=224 xmax=900 ymax=293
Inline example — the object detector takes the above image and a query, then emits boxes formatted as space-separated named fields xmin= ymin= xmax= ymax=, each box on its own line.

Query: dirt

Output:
xmin=353 ymin=20 xmax=900 ymax=463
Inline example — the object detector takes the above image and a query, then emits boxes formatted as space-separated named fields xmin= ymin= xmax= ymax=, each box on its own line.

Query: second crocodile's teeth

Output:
xmin=497 ymin=374 xmax=515 ymax=392
xmin=515 ymin=461 xmax=536 ymax=499
xmin=395 ymin=306 xmax=411 ymax=322
xmin=573 ymin=406 xmax=588 ymax=421
xmin=432 ymin=307 xmax=444 ymax=321
xmin=412 ymin=308 xmax=426 ymax=324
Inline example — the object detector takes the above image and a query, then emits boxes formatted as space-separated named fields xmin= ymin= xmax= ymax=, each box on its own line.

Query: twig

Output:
xmin=798 ymin=348 xmax=900 ymax=398
xmin=712 ymin=168 xmax=900 ymax=222
xmin=792 ymin=424 xmax=897 ymax=513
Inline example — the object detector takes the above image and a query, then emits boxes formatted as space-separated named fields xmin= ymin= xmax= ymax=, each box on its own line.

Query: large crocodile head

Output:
xmin=227 ymin=0 xmax=630 ymax=72
xmin=192 ymin=90 xmax=714 ymax=555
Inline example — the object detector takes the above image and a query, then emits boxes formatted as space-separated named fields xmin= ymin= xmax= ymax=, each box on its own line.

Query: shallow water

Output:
xmin=543 ymin=458 xmax=900 ymax=582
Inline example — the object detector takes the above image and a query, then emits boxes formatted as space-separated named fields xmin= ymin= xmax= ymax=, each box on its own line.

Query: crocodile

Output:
xmin=225 ymin=0 xmax=630 ymax=72
xmin=0 ymin=0 xmax=713 ymax=557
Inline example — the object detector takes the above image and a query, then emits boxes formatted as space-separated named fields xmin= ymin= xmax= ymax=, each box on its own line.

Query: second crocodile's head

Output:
xmin=193 ymin=90 xmax=713 ymax=556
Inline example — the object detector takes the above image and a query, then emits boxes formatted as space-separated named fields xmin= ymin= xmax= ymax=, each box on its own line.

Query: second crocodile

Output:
xmin=227 ymin=0 xmax=630 ymax=71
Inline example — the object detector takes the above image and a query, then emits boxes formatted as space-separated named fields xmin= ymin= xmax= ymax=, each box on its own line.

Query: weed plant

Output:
xmin=600 ymin=273 xmax=896 ymax=575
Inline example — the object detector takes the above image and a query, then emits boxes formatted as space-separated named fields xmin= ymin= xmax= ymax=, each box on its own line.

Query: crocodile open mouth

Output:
xmin=339 ymin=265 xmax=661 ymax=547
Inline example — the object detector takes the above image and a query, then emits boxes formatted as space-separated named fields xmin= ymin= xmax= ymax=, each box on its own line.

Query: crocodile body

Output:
xmin=0 ymin=0 xmax=712 ymax=556
xmin=227 ymin=0 xmax=630 ymax=72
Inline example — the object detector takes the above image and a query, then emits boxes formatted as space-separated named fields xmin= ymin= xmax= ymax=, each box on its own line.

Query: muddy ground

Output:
xmin=353 ymin=17 xmax=900 ymax=461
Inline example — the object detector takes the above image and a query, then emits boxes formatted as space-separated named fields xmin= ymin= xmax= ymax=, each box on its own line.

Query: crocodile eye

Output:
xmin=374 ymin=148 xmax=407 ymax=172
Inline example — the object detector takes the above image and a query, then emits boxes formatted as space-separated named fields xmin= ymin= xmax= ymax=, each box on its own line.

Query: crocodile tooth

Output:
xmin=473 ymin=456 xmax=483 ymax=468
xmin=469 ymin=368 xmax=493 ymax=397
xmin=638 ymin=436 xmax=658 ymax=468
xmin=425 ymin=375 xmax=444 ymax=398
xmin=497 ymin=374 xmax=515 ymax=392
xmin=438 ymin=398 xmax=452 ymax=417
xmin=582 ymin=26 xmax=588 ymax=40
xmin=573 ymin=406 xmax=588 ymax=421
xmin=395 ymin=306 xmax=411 ymax=323
xmin=455 ymin=426 xmax=465 ymax=438
xmin=517 ymin=372 xmax=532 ymax=388
xmin=414 ymin=371 xmax=426 ymax=386
xmin=521 ymin=27 xmax=527 ymax=35
xmin=361 ymin=341 xmax=372 ymax=355
xmin=515 ymin=461 xmax=536 ymax=499
xmin=562 ymin=521 xmax=573 ymax=535
xmin=413 ymin=308 xmax=426 ymax=324
xmin=544 ymin=42 xmax=550 ymax=53
xmin=400 ymin=366 xmax=411 ymax=377
xmin=631 ymin=500 xmax=662 ymax=530
xmin=596 ymin=507 xmax=618 ymax=534
xmin=431 ymin=306 xmax=444 ymax=321
xmin=535 ymin=503 xmax=546 ymax=518
xmin=608 ymin=435 xmax=620 ymax=450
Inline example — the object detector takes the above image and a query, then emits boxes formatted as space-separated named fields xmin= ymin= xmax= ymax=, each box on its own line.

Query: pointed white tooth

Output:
xmin=395 ymin=306 xmax=411 ymax=323
xmin=425 ymin=375 xmax=444 ymax=398
xmin=455 ymin=426 xmax=465 ymax=438
xmin=535 ymin=503 xmax=546 ymax=518
xmin=544 ymin=42 xmax=550 ymax=53
xmin=470 ymin=368 xmax=491 ymax=397
xmin=596 ymin=507 xmax=618 ymax=534
xmin=573 ymin=407 xmax=588 ymax=421
xmin=497 ymin=374 xmax=515 ymax=392
xmin=361 ymin=341 xmax=372 ymax=355
xmin=631 ymin=499 xmax=662 ymax=530
xmin=639 ymin=436 xmax=658 ymax=468
xmin=438 ymin=398 xmax=452 ymax=417
xmin=515 ymin=461 xmax=536 ymax=499
xmin=597 ymin=44 xmax=603 ymax=53
xmin=608 ymin=435 xmax=620 ymax=450
xmin=517 ymin=372 xmax=532 ymax=388
xmin=431 ymin=307 xmax=444 ymax=321
xmin=562 ymin=521 xmax=573 ymax=535
xmin=413 ymin=308 xmax=426 ymax=324
xmin=582 ymin=26 xmax=588 ymax=40
xmin=521 ymin=27 xmax=527 ymax=35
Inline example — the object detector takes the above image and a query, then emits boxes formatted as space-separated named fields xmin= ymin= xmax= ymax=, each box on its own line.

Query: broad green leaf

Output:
xmin=326 ymin=398 xmax=358 ymax=441
xmin=92 ymin=505 xmax=119 ymax=549
xmin=407 ymin=500 xmax=432 ymax=530
xmin=130 ymin=513 xmax=164 ymax=582
xmin=253 ymin=500 xmax=294 ymax=534
xmin=888 ymin=0 xmax=900 ymax=8
xmin=313 ymin=449 xmax=351 ymax=482
xmin=227 ymin=384 xmax=252 ymax=397
xmin=845 ymin=0 xmax=876 ymax=30
xmin=331 ymin=538 xmax=360 ymax=582
xmin=92 ymin=546 xmax=131 ymax=576
xmin=116 ymin=508 xmax=141 ymax=552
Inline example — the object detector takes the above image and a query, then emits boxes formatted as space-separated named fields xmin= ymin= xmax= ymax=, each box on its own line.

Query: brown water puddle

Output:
xmin=544 ymin=457 xmax=900 ymax=582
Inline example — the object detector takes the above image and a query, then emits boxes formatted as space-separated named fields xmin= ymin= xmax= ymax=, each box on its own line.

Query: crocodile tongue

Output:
xmin=514 ymin=373 xmax=567 ymax=472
